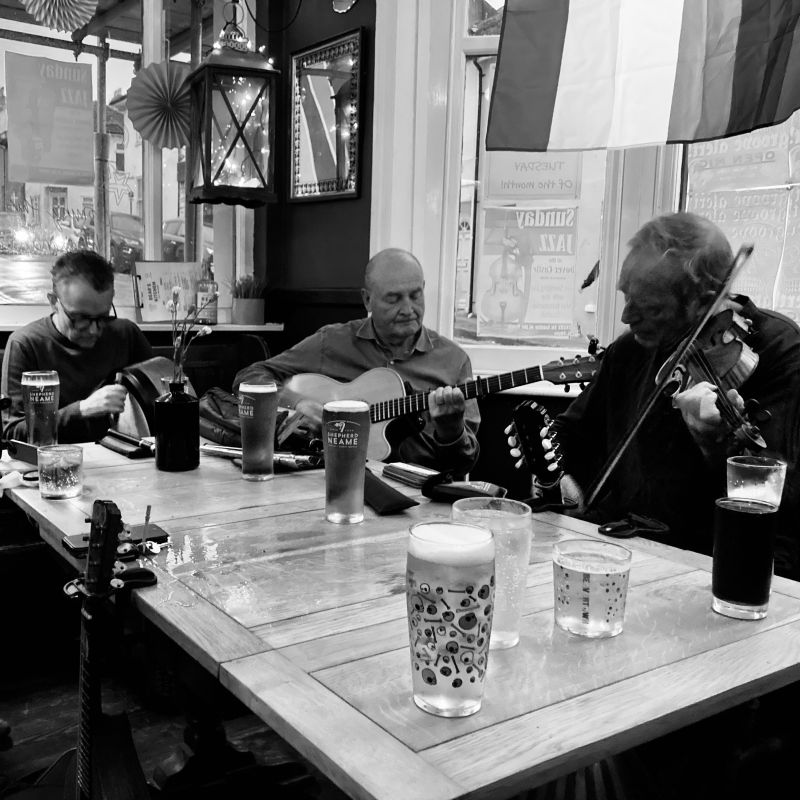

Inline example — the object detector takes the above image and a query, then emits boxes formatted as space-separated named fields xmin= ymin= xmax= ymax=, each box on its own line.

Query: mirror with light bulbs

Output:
xmin=289 ymin=29 xmax=362 ymax=201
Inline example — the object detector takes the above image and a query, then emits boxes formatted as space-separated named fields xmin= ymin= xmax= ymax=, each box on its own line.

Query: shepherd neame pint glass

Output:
xmin=21 ymin=371 xmax=60 ymax=445
xmin=322 ymin=399 xmax=370 ymax=523
xmin=238 ymin=382 xmax=278 ymax=481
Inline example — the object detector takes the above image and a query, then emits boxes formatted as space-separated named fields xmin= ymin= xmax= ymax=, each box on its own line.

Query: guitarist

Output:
xmin=234 ymin=248 xmax=480 ymax=477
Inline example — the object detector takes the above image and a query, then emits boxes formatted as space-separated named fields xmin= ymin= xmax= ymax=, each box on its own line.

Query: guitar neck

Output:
xmin=77 ymin=603 xmax=104 ymax=799
xmin=370 ymin=366 xmax=545 ymax=423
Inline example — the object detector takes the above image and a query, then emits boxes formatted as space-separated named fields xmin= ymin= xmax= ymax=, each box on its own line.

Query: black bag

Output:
xmin=198 ymin=388 xmax=242 ymax=447
xmin=198 ymin=387 xmax=322 ymax=454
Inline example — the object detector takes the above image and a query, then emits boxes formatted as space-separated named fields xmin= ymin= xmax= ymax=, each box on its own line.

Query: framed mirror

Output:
xmin=290 ymin=29 xmax=362 ymax=201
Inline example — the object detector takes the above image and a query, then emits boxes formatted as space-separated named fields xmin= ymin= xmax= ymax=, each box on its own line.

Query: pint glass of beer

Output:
xmin=322 ymin=400 xmax=370 ymax=523
xmin=406 ymin=521 xmax=495 ymax=717
xmin=21 ymin=371 xmax=60 ymax=445
xmin=238 ymin=382 xmax=278 ymax=481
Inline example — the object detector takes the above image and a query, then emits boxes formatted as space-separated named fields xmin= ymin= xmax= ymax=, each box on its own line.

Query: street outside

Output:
xmin=0 ymin=254 xmax=52 ymax=303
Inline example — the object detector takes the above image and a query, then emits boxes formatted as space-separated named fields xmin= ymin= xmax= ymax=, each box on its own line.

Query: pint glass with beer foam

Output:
xmin=21 ymin=370 xmax=60 ymax=445
xmin=406 ymin=521 xmax=495 ymax=717
xmin=322 ymin=400 xmax=370 ymax=523
xmin=238 ymin=382 xmax=278 ymax=481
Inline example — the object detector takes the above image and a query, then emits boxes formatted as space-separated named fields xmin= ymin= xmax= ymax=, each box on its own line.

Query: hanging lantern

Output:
xmin=187 ymin=0 xmax=279 ymax=207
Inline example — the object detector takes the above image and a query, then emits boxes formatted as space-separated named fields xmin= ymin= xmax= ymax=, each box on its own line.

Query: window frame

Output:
xmin=372 ymin=0 xmax=683 ymax=380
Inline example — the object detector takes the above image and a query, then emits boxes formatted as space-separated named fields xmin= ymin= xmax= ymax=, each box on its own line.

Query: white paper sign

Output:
xmin=134 ymin=261 xmax=201 ymax=322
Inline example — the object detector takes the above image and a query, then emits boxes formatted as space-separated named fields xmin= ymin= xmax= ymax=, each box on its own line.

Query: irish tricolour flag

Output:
xmin=486 ymin=0 xmax=800 ymax=151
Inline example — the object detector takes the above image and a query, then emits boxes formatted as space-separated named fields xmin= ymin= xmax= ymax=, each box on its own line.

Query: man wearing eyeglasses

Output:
xmin=1 ymin=250 xmax=152 ymax=444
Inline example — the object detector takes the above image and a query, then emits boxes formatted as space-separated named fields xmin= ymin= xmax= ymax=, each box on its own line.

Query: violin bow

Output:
xmin=583 ymin=243 xmax=754 ymax=512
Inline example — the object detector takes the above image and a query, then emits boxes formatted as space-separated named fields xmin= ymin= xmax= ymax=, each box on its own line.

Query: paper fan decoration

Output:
xmin=127 ymin=61 xmax=191 ymax=150
xmin=21 ymin=0 xmax=98 ymax=32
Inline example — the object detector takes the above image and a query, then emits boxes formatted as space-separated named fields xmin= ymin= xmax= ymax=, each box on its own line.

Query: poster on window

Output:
xmin=774 ymin=188 xmax=800 ymax=324
xmin=5 ymin=53 xmax=93 ymax=185
xmin=483 ymin=151 xmax=581 ymax=200
xmin=686 ymin=119 xmax=791 ymax=192
xmin=685 ymin=188 xmax=787 ymax=310
xmin=476 ymin=206 xmax=578 ymax=339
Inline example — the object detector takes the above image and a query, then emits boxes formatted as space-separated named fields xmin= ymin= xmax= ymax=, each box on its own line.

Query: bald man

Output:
xmin=234 ymin=248 xmax=479 ymax=476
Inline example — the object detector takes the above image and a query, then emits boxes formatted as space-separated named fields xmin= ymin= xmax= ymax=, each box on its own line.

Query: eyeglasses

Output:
xmin=57 ymin=297 xmax=117 ymax=330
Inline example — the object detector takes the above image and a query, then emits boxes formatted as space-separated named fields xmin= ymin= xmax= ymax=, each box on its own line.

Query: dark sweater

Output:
xmin=553 ymin=297 xmax=800 ymax=578
xmin=2 ymin=315 xmax=152 ymax=444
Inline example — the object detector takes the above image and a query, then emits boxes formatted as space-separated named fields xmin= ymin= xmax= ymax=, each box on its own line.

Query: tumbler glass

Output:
xmin=38 ymin=444 xmax=83 ymax=499
xmin=552 ymin=539 xmax=632 ymax=638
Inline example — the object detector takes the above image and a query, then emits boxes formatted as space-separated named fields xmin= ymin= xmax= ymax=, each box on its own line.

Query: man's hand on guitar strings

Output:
xmin=427 ymin=386 xmax=466 ymax=442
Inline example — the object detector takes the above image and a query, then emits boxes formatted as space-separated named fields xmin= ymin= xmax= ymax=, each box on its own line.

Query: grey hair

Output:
xmin=626 ymin=212 xmax=734 ymax=304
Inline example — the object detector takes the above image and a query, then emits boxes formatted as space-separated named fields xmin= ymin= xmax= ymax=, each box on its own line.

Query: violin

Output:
xmin=656 ymin=306 xmax=766 ymax=450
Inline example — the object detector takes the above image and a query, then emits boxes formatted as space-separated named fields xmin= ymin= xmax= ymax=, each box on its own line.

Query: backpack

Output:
xmin=198 ymin=387 xmax=243 ymax=447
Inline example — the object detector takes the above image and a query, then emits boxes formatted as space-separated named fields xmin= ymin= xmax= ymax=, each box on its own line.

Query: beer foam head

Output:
xmin=409 ymin=522 xmax=494 ymax=565
xmin=21 ymin=370 xmax=59 ymax=386
xmin=239 ymin=382 xmax=277 ymax=393
xmin=323 ymin=400 xmax=369 ymax=412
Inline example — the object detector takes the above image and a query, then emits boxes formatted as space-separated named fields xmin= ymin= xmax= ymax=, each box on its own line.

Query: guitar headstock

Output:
xmin=84 ymin=499 xmax=124 ymax=597
xmin=509 ymin=400 xmax=564 ymax=489
xmin=540 ymin=354 xmax=602 ymax=388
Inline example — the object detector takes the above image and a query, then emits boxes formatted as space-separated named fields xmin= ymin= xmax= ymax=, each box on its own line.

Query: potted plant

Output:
xmin=231 ymin=275 xmax=266 ymax=325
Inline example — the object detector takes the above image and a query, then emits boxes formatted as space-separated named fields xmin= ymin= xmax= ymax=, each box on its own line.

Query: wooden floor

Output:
xmin=0 ymin=526 xmax=345 ymax=799
xmin=0 ymin=648 xmax=349 ymax=799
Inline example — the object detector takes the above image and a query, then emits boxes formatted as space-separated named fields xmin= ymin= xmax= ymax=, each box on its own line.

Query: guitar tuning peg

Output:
xmin=503 ymin=424 xmax=513 ymax=435
xmin=544 ymin=451 xmax=555 ymax=462
xmin=547 ymin=462 xmax=560 ymax=472
xmin=514 ymin=458 xmax=525 ymax=470
xmin=507 ymin=435 xmax=518 ymax=447
xmin=510 ymin=447 xmax=521 ymax=458
xmin=541 ymin=438 xmax=552 ymax=452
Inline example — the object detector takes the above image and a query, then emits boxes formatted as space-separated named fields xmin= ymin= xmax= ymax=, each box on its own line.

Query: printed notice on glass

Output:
xmin=484 ymin=151 xmax=581 ymax=200
xmin=685 ymin=189 xmax=787 ymax=309
xmin=5 ymin=53 xmax=93 ymax=185
xmin=134 ymin=262 xmax=201 ymax=322
xmin=686 ymin=121 xmax=791 ymax=192
xmin=775 ymin=188 xmax=800 ymax=324
xmin=476 ymin=206 xmax=578 ymax=339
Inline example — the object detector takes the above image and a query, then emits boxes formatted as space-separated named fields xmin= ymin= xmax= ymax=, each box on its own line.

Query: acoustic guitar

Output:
xmin=13 ymin=499 xmax=153 ymax=799
xmin=283 ymin=354 xmax=601 ymax=461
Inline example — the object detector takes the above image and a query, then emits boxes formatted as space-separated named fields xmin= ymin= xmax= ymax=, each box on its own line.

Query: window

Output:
xmin=374 ymin=1 xmax=678 ymax=376
xmin=455 ymin=55 xmax=606 ymax=351
xmin=683 ymin=113 xmax=800 ymax=325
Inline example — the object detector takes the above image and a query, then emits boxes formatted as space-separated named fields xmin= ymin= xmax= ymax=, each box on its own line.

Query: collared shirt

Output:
xmin=234 ymin=318 xmax=480 ymax=475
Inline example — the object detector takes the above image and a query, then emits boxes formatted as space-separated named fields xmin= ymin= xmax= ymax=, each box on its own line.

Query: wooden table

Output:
xmin=5 ymin=445 xmax=800 ymax=800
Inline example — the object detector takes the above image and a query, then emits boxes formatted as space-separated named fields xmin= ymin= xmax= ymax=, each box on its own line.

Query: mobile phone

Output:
xmin=62 ymin=522 xmax=169 ymax=557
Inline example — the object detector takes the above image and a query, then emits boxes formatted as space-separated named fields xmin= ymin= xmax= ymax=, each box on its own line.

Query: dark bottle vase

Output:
xmin=154 ymin=381 xmax=199 ymax=471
